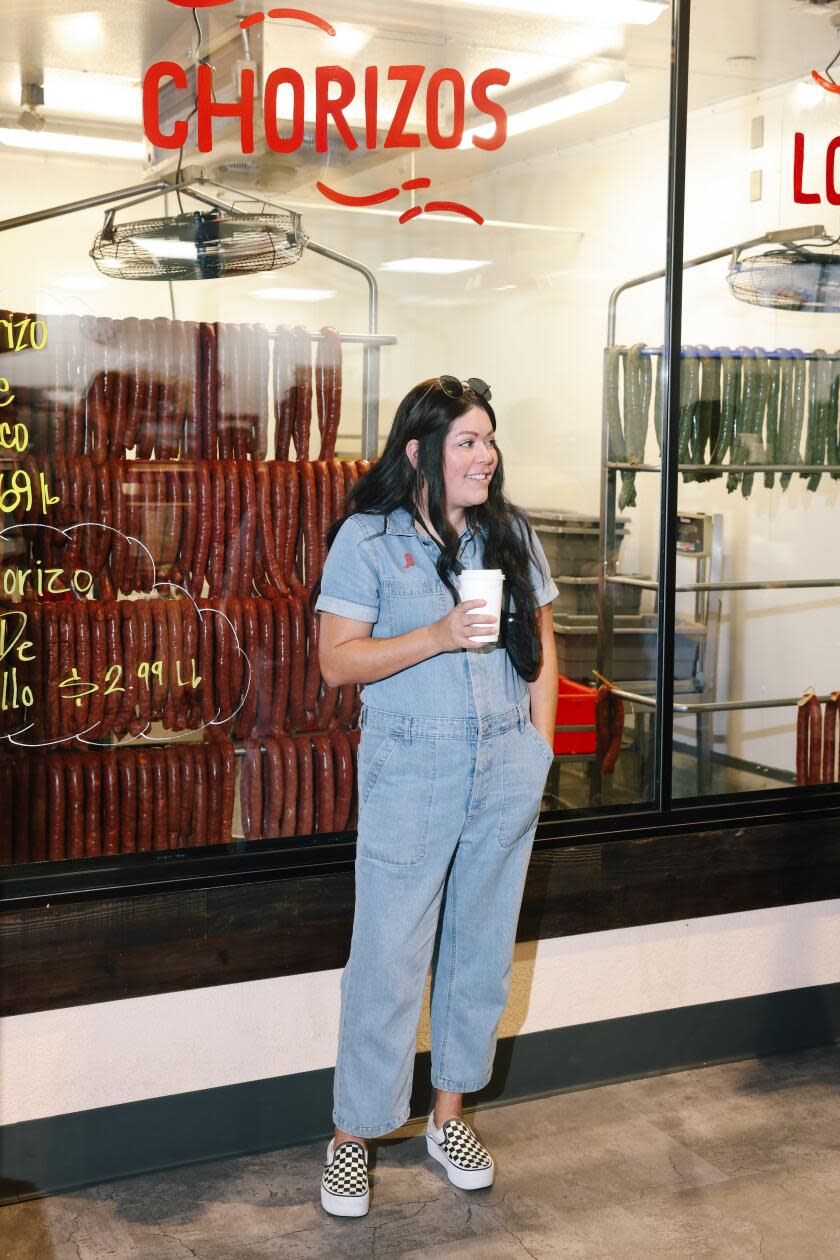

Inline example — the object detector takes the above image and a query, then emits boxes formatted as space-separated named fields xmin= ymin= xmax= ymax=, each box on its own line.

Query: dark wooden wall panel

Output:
xmin=2 ymin=813 xmax=839 ymax=1017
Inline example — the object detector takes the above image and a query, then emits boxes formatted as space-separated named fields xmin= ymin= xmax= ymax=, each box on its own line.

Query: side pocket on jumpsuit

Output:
xmin=356 ymin=733 xmax=435 ymax=866
xmin=497 ymin=723 xmax=553 ymax=850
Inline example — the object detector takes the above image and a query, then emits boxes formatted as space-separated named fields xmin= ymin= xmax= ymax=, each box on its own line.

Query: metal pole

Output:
xmin=654 ymin=0 xmax=691 ymax=813
xmin=0 ymin=180 xmax=171 ymax=234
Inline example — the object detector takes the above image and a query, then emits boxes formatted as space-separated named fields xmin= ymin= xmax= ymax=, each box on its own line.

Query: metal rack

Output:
xmin=598 ymin=225 xmax=840 ymax=793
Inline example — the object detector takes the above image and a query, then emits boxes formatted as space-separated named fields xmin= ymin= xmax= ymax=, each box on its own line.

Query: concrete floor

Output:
xmin=5 ymin=1044 xmax=840 ymax=1259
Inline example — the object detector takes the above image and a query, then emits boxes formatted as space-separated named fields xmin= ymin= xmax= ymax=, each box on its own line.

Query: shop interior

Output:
xmin=1 ymin=0 xmax=839 ymax=864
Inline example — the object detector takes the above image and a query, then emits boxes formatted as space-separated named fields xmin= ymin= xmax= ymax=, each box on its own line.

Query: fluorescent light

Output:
xmin=0 ymin=128 xmax=144 ymax=160
xmin=444 ymin=0 xmax=666 ymax=23
xmin=43 ymin=70 xmax=142 ymax=123
xmin=332 ymin=24 xmax=371 ymax=55
xmin=250 ymin=287 xmax=337 ymax=302
xmin=461 ymin=79 xmax=626 ymax=147
xmin=380 ymin=258 xmax=491 ymax=275
xmin=53 ymin=275 xmax=109 ymax=291
xmin=52 ymin=12 xmax=104 ymax=47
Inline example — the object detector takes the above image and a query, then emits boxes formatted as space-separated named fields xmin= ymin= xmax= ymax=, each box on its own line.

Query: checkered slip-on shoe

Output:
xmin=320 ymin=1137 xmax=370 ymax=1217
xmin=426 ymin=1112 xmax=495 ymax=1190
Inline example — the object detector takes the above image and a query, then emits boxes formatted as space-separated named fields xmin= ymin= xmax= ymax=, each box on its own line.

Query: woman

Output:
xmin=313 ymin=375 xmax=559 ymax=1217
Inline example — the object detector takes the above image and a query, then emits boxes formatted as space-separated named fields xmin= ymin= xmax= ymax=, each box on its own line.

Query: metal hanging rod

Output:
xmin=611 ymin=688 xmax=837 ymax=714
xmin=608 ymin=462 xmax=840 ymax=474
xmin=615 ymin=347 xmax=840 ymax=360
xmin=267 ymin=330 xmax=396 ymax=347
xmin=608 ymin=575 xmax=840 ymax=593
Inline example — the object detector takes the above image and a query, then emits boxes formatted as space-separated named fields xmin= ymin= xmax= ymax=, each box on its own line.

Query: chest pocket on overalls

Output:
xmin=381 ymin=577 xmax=451 ymax=637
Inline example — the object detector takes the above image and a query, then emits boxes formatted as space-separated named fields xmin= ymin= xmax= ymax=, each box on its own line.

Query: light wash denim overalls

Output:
xmin=315 ymin=505 xmax=559 ymax=1136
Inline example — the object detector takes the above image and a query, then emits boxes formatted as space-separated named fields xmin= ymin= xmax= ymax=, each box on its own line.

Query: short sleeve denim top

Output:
xmin=314 ymin=505 xmax=559 ymax=720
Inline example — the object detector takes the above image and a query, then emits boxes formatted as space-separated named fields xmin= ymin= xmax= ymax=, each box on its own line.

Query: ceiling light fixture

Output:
xmin=461 ymin=78 xmax=626 ymax=147
xmin=250 ymin=287 xmax=337 ymax=301
xmin=380 ymin=258 xmax=491 ymax=275
xmin=430 ymin=0 xmax=666 ymax=25
xmin=0 ymin=128 xmax=144 ymax=160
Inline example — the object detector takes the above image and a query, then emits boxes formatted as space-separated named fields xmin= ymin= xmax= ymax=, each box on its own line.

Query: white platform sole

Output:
xmin=426 ymin=1133 xmax=495 ymax=1189
xmin=320 ymin=1182 xmax=370 ymax=1217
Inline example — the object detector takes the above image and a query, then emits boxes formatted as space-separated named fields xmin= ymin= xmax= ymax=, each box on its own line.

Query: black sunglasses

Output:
xmin=438 ymin=375 xmax=493 ymax=402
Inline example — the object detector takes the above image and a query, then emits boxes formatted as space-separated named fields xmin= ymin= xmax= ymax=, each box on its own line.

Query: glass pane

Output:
xmin=672 ymin=1 xmax=840 ymax=799
xmin=0 ymin=0 xmax=675 ymax=868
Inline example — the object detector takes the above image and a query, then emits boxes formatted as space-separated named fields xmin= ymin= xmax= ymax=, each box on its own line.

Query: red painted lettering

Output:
xmin=793 ymin=131 xmax=821 ymax=204
xmin=470 ymin=68 xmax=510 ymax=151
xmin=426 ymin=69 xmax=465 ymax=149
xmin=315 ymin=66 xmax=358 ymax=152
xmin=264 ymin=68 xmax=305 ymax=153
xmin=827 ymin=136 xmax=840 ymax=205
xmin=385 ymin=66 xmax=424 ymax=149
xmin=364 ymin=66 xmax=378 ymax=150
xmin=196 ymin=63 xmax=255 ymax=153
xmin=143 ymin=61 xmax=189 ymax=149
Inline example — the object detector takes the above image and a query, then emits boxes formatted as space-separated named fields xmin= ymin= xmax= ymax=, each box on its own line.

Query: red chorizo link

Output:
xmin=57 ymin=604 xmax=75 ymax=739
xmin=259 ymin=461 xmax=288 ymax=594
xmin=137 ymin=468 xmax=155 ymax=593
xmin=318 ymin=326 xmax=342 ymax=460
xmin=153 ymin=316 xmax=173 ymax=458
xmin=72 ymin=599 xmax=91 ymax=732
xmin=226 ymin=596 xmax=244 ymax=723
xmin=180 ymin=595 xmax=199 ymax=728
xmin=133 ymin=752 xmax=153 ymax=851
xmin=164 ymin=747 xmax=181 ymax=846
xmin=206 ymin=739 xmax=223 ymax=844
xmin=315 ymin=326 xmax=328 ymax=450
xmin=102 ymin=754 xmax=119 ymax=855
xmin=278 ymin=733 xmax=298 ymax=836
xmin=303 ymin=603 xmax=322 ymax=725
xmin=313 ymin=460 xmax=329 ymax=585
xmin=184 ymin=320 xmax=202 ymax=459
xmin=191 ymin=461 xmax=212 ymax=598
xmin=65 ymin=754 xmax=84 ymax=859
xmin=122 ymin=316 xmax=142 ymax=450
xmin=164 ymin=466 xmax=183 ymax=579
xmin=238 ymin=459 xmax=256 ymax=597
xmin=217 ymin=324 xmax=233 ymax=460
xmin=273 ymin=324 xmax=295 ymax=460
xmin=118 ymin=751 xmax=137 ymax=853
xmin=149 ymin=599 xmax=169 ymax=721
xmin=261 ymin=736 xmax=283 ymax=836
xmin=282 ymin=461 xmax=301 ymax=586
xmin=332 ymin=731 xmax=353 ymax=832
xmin=292 ymin=326 xmax=312 ymax=461
xmin=236 ymin=596 xmax=260 ymax=740
xmin=147 ymin=748 xmax=167 ymax=851
xmin=232 ymin=324 xmax=248 ymax=459
xmin=83 ymin=755 xmax=102 ymax=857
xmin=254 ymin=323 xmax=270 ymax=459
xmin=47 ymin=756 xmax=66 ymax=861
xmin=295 ymin=735 xmax=314 ymax=835
xmin=288 ymin=594 xmax=306 ymax=732
xmin=66 ymin=316 xmax=85 ymax=457
xmin=178 ymin=746 xmax=194 ymax=840
xmin=135 ymin=321 xmax=156 ymax=460
xmin=175 ymin=466 xmax=197 ymax=591
xmin=167 ymin=598 xmax=185 ymax=726
xmin=79 ymin=455 xmax=96 ymax=575
xmin=342 ymin=459 xmax=357 ymax=516
xmin=245 ymin=741 xmax=263 ymax=840
xmin=211 ymin=598 xmax=233 ymax=723
xmin=313 ymin=734 xmax=335 ymax=834
xmin=220 ymin=738 xmax=236 ymax=843
xmin=823 ymin=693 xmax=840 ymax=783
xmin=222 ymin=458 xmax=241 ymax=596
xmin=117 ymin=600 xmax=138 ymax=736
xmin=86 ymin=603 xmax=107 ymax=738
xmin=192 ymin=745 xmax=209 ymax=845
xmin=807 ymin=694 xmax=823 ymax=785
xmin=336 ymin=680 xmax=357 ymax=729
xmin=299 ymin=461 xmax=317 ymax=591
xmin=201 ymin=322 xmax=218 ymax=459
xmin=328 ymin=458 xmax=344 ymax=528
xmin=271 ymin=597 xmax=291 ymax=734
xmin=94 ymin=460 xmax=115 ymax=596
xmin=197 ymin=599 xmax=216 ymax=726
xmin=110 ymin=459 xmax=127 ymax=594
xmin=316 ymin=677 xmax=339 ymax=731
xmin=102 ymin=600 xmax=124 ymax=735
xmin=255 ymin=597 xmax=274 ymax=737
xmin=208 ymin=460 xmax=226 ymax=598
xmin=134 ymin=599 xmax=153 ymax=726
xmin=111 ymin=340 xmax=130 ymax=459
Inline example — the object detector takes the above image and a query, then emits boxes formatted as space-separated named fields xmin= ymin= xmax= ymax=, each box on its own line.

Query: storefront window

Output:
xmin=664 ymin=1 xmax=840 ymax=800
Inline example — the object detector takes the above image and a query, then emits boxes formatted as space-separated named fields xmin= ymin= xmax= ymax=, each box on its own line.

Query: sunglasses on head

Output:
xmin=438 ymin=375 xmax=493 ymax=402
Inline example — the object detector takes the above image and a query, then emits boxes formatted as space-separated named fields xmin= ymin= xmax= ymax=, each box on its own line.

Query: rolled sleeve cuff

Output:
xmin=535 ymin=577 xmax=559 ymax=607
xmin=314 ymin=594 xmax=379 ymax=623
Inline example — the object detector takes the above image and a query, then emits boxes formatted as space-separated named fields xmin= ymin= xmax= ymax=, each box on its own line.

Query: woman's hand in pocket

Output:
xmin=431 ymin=599 xmax=497 ymax=652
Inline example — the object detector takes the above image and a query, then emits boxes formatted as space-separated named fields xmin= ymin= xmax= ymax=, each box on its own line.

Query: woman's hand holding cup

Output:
xmin=433 ymin=599 xmax=498 ymax=652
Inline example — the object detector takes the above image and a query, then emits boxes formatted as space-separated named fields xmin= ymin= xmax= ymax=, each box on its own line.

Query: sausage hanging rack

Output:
xmin=0 ymin=169 xmax=394 ymax=458
xmin=599 ymin=223 xmax=840 ymax=726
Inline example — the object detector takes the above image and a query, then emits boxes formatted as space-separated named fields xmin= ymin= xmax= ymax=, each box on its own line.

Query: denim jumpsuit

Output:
xmin=315 ymin=505 xmax=559 ymax=1137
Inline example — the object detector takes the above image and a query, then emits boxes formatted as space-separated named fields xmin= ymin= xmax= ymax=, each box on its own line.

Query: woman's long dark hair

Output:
xmin=312 ymin=378 xmax=544 ymax=636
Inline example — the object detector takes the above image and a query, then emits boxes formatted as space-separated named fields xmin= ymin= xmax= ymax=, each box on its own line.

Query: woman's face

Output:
xmin=441 ymin=404 xmax=499 ymax=509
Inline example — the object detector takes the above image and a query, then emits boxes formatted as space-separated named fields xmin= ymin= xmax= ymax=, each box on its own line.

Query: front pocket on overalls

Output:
xmin=497 ymin=724 xmax=552 ymax=850
xmin=358 ymin=728 xmax=398 ymax=808
xmin=381 ymin=577 xmax=451 ymax=637
xmin=357 ymin=735 xmax=436 ymax=866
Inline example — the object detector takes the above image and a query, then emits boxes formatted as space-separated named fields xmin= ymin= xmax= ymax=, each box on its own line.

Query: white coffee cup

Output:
xmin=455 ymin=568 xmax=504 ymax=643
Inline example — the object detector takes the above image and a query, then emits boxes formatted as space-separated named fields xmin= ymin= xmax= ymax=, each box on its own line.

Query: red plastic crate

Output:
xmin=554 ymin=676 xmax=597 ymax=755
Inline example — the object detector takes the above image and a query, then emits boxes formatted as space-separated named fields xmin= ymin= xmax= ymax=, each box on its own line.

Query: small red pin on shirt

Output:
xmin=403 ymin=552 xmax=414 ymax=568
